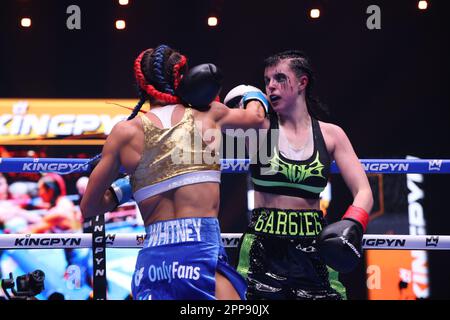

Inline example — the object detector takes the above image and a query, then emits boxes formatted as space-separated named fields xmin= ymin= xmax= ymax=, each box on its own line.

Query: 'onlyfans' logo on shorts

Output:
xmin=136 ymin=261 xmax=201 ymax=285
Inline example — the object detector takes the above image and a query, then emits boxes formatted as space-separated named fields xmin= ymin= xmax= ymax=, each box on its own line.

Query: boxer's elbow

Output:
xmin=255 ymin=112 xmax=266 ymax=126
xmin=247 ymin=110 xmax=265 ymax=128
xmin=246 ymin=101 xmax=266 ymax=127
xmin=80 ymin=196 xmax=99 ymax=219
xmin=81 ymin=190 xmax=116 ymax=218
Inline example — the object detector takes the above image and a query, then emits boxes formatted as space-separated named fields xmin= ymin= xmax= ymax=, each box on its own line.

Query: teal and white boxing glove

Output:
xmin=223 ymin=85 xmax=270 ymax=115
xmin=109 ymin=175 xmax=132 ymax=206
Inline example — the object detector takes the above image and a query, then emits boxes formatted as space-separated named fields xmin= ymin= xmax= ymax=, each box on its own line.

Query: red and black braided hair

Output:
xmin=128 ymin=44 xmax=188 ymax=121
xmin=85 ymin=45 xmax=188 ymax=170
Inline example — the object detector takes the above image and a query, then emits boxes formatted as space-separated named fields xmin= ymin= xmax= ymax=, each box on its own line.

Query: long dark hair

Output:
xmin=264 ymin=50 xmax=330 ymax=121
xmin=39 ymin=173 xmax=66 ymax=207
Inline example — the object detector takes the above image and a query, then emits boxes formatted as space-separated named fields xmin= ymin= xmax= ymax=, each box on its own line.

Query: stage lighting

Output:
xmin=20 ymin=18 xmax=31 ymax=28
xmin=310 ymin=9 xmax=320 ymax=19
xmin=208 ymin=16 xmax=218 ymax=27
xmin=115 ymin=20 xmax=126 ymax=30
xmin=418 ymin=1 xmax=428 ymax=10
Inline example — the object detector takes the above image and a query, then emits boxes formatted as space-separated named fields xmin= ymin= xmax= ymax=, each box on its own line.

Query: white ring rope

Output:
xmin=0 ymin=233 xmax=448 ymax=250
xmin=1 ymin=157 xmax=449 ymax=174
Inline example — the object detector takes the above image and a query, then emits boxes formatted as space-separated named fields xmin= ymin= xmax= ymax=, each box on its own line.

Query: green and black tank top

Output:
xmin=250 ymin=113 xmax=330 ymax=199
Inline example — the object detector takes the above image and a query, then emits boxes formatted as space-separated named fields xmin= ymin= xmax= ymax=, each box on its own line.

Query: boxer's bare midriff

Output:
xmin=254 ymin=190 xmax=320 ymax=211
xmin=138 ymin=182 xmax=221 ymax=226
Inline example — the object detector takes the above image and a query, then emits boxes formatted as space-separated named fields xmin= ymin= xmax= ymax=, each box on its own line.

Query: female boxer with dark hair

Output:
xmin=224 ymin=50 xmax=373 ymax=300
xmin=22 ymin=174 xmax=81 ymax=270
xmin=22 ymin=173 xmax=79 ymax=235
xmin=81 ymin=44 xmax=266 ymax=300
xmin=37 ymin=173 xmax=67 ymax=208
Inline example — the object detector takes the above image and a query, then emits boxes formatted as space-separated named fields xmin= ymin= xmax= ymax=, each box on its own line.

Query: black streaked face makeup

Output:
xmin=264 ymin=69 xmax=295 ymax=92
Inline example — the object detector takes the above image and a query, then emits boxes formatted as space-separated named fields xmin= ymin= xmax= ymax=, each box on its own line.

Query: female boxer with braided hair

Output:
xmin=224 ymin=50 xmax=373 ymax=300
xmin=81 ymin=44 xmax=266 ymax=300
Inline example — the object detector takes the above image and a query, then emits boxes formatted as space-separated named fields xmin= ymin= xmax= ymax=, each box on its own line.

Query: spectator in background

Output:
xmin=76 ymin=176 xmax=89 ymax=201
xmin=0 ymin=176 xmax=41 ymax=232
xmin=0 ymin=173 xmax=10 ymax=201
xmin=75 ymin=176 xmax=92 ymax=233
xmin=24 ymin=173 xmax=81 ymax=268
xmin=25 ymin=173 xmax=81 ymax=233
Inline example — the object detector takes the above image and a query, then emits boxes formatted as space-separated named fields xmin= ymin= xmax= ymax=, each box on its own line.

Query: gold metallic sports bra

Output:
xmin=130 ymin=107 xmax=221 ymax=203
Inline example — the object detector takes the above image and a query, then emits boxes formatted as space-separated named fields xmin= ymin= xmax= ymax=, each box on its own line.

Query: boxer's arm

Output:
xmin=214 ymin=101 xmax=267 ymax=131
xmin=28 ymin=222 xmax=53 ymax=234
xmin=80 ymin=122 xmax=129 ymax=219
xmin=316 ymin=125 xmax=373 ymax=273
xmin=331 ymin=125 xmax=373 ymax=213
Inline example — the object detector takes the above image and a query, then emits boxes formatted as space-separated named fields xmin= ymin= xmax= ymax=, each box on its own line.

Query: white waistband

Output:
xmin=133 ymin=170 xmax=221 ymax=203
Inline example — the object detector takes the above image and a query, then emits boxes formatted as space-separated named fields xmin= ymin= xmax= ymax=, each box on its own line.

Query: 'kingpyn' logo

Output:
xmin=13 ymin=101 xmax=29 ymax=114
xmin=425 ymin=236 xmax=439 ymax=247
xmin=1 ymin=100 xmax=128 ymax=137
xmin=22 ymin=162 xmax=89 ymax=173
xmin=136 ymin=235 xmax=145 ymax=246
xmin=14 ymin=235 xmax=82 ymax=247
xmin=221 ymin=236 xmax=239 ymax=247
xmin=362 ymin=238 xmax=406 ymax=247
xmin=428 ymin=160 xmax=442 ymax=171
xmin=363 ymin=162 xmax=409 ymax=173
xmin=105 ymin=234 xmax=116 ymax=245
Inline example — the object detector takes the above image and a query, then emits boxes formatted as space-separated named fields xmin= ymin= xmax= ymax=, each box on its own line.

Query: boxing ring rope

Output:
xmin=1 ymin=156 xmax=449 ymax=299
xmin=0 ymin=157 xmax=449 ymax=174
xmin=0 ymin=233 xmax=449 ymax=250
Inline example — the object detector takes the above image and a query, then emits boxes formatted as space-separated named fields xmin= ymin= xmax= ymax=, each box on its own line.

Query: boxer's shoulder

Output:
xmin=319 ymin=121 xmax=348 ymax=137
xmin=189 ymin=101 xmax=224 ymax=122
xmin=108 ymin=119 xmax=140 ymax=145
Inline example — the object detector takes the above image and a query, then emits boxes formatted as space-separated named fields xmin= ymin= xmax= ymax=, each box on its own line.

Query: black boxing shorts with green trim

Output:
xmin=236 ymin=208 xmax=346 ymax=300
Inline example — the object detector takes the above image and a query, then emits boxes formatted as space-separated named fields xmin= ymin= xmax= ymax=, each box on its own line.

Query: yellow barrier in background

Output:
xmin=0 ymin=99 xmax=143 ymax=145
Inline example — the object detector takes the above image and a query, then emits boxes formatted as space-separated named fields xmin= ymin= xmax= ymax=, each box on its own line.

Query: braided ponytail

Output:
xmin=127 ymin=89 xmax=147 ymax=121
xmin=84 ymin=45 xmax=188 ymax=174
xmin=133 ymin=44 xmax=187 ymax=106
xmin=152 ymin=45 xmax=174 ymax=95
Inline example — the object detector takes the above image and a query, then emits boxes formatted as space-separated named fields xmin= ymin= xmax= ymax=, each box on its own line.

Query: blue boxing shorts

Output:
xmin=131 ymin=217 xmax=247 ymax=300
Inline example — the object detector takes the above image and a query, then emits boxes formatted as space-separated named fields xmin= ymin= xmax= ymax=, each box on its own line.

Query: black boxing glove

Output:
xmin=316 ymin=205 xmax=369 ymax=273
xmin=176 ymin=63 xmax=223 ymax=111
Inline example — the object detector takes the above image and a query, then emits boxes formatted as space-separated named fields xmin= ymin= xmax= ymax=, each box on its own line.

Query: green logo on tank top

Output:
xmin=267 ymin=148 xmax=325 ymax=183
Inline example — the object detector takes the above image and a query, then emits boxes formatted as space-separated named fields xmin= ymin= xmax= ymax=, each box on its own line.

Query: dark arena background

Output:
xmin=0 ymin=0 xmax=449 ymax=301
